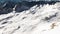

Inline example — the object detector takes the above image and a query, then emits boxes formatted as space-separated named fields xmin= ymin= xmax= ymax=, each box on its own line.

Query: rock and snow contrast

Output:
xmin=0 ymin=2 xmax=60 ymax=34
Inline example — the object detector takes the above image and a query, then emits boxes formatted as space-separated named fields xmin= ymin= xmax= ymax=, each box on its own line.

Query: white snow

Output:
xmin=0 ymin=2 xmax=60 ymax=34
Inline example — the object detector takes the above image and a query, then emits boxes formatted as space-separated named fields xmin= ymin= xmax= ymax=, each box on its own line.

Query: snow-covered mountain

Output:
xmin=0 ymin=2 xmax=60 ymax=34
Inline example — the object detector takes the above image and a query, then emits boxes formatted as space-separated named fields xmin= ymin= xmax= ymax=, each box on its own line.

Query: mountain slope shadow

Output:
xmin=15 ymin=1 xmax=57 ymax=12
xmin=0 ymin=1 xmax=59 ymax=15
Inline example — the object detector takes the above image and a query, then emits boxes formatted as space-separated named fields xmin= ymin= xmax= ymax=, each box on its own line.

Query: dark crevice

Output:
xmin=1 ymin=21 xmax=7 ymax=24
xmin=22 ymin=17 xmax=27 ymax=19
xmin=44 ymin=13 xmax=57 ymax=21
xmin=0 ymin=16 xmax=13 ymax=22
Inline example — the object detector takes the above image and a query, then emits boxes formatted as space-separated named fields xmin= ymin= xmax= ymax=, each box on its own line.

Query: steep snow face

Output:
xmin=0 ymin=2 xmax=60 ymax=34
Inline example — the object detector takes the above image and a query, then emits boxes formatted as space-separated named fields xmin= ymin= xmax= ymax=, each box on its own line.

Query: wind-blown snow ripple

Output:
xmin=0 ymin=2 xmax=60 ymax=34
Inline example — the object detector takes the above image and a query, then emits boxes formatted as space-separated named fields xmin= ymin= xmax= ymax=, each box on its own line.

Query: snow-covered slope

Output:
xmin=0 ymin=2 xmax=60 ymax=34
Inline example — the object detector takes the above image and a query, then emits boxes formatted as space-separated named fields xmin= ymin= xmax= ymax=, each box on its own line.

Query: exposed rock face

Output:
xmin=0 ymin=0 xmax=59 ymax=2
xmin=0 ymin=1 xmax=57 ymax=15
xmin=0 ymin=2 xmax=60 ymax=34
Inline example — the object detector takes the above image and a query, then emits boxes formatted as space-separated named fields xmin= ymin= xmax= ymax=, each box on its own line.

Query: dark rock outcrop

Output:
xmin=0 ymin=1 xmax=59 ymax=15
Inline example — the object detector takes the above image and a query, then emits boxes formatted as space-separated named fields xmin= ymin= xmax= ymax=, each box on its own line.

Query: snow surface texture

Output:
xmin=0 ymin=2 xmax=60 ymax=34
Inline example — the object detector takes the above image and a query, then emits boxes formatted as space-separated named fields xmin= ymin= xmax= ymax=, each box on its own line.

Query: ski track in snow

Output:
xmin=0 ymin=2 xmax=60 ymax=34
